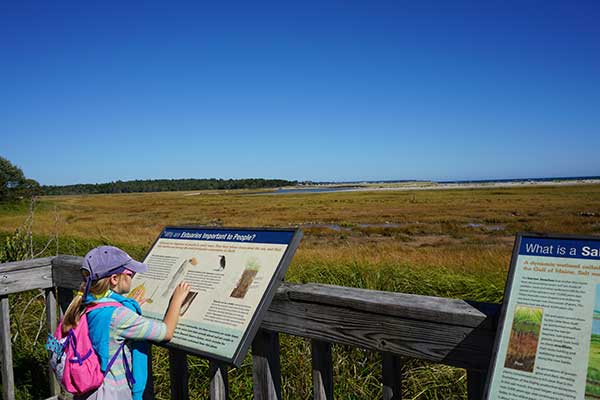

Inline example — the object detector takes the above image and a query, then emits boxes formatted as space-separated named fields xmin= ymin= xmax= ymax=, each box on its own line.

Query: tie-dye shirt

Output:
xmin=76 ymin=306 xmax=167 ymax=400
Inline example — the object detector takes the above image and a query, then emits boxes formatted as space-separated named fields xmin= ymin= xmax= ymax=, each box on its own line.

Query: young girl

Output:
xmin=62 ymin=245 xmax=191 ymax=400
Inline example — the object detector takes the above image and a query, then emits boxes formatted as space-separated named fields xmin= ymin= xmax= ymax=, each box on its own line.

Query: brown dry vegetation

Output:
xmin=230 ymin=269 xmax=258 ymax=298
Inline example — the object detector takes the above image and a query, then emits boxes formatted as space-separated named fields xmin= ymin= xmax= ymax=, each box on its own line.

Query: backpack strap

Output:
xmin=85 ymin=301 xmax=122 ymax=312
xmin=104 ymin=341 xmax=126 ymax=375
xmin=121 ymin=344 xmax=136 ymax=385
xmin=66 ymin=329 xmax=93 ymax=365
xmin=102 ymin=341 xmax=136 ymax=385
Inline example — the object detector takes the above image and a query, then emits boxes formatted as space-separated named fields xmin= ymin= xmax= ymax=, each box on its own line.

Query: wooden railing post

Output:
xmin=312 ymin=339 xmax=333 ymax=400
xmin=467 ymin=369 xmax=487 ymax=400
xmin=0 ymin=295 xmax=15 ymax=400
xmin=45 ymin=288 xmax=60 ymax=396
xmin=169 ymin=349 xmax=189 ymax=400
xmin=382 ymin=352 xmax=403 ymax=400
xmin=252 ymin=329 xmax=282 ymax=400
xmin=209 ymin=360 xmax=229 ymax=400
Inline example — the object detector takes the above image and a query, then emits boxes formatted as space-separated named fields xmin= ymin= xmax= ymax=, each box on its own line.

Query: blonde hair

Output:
xmin=61 ymin=271 xmax=118 ymax=334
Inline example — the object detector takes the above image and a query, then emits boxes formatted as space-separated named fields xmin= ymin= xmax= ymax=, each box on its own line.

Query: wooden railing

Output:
xmin=0 ymin=256 xmax=500 ymax=400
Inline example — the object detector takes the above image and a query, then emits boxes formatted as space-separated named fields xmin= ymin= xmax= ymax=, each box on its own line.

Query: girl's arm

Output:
xmin=111 ymin=282 xmax=192 ymax=342
xmin=163 ymin=281 xmax=191 ymax=341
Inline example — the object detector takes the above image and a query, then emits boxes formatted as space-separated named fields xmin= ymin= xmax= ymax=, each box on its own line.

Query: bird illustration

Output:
xmin=214 ymin=255 xmax=226 ymax=271
xmin=162 ymin=257 xmax=197 ymax=297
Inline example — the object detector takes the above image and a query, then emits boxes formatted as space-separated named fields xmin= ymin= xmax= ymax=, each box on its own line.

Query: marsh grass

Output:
xmin=2 ymin=184 xmax=598 ymax=246
xmin=510 ymin=306 xmax=543 ymax=335
xmin=4 ymin=291 xmax=52 ymax=400
xmin=1 ymin=184 xmax=599 ymax=398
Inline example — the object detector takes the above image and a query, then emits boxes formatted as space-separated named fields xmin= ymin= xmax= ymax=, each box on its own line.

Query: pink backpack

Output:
xmin=46 ymin=302 xmax=123 ymax=395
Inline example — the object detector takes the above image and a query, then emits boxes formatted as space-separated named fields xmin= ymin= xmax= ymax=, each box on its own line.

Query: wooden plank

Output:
xmin=311 ymin=340 xmax=333 ymax=400
xmin=252 ymin=330 xmax=282 ymax=400
xmin=261 ymin=298 xmax=497 ymax=371
xmin=382 ymin=352 xmax=403 ymax=400
xmin=279 ymin=283 xmax=487 ymax=328
xmin=0 ymin=257 xmax=55 ymax=273
xmin=0 ymin=296 xmax=15 ymax=400
xmin=54 ymin=256 xmax=77 ymax=319
xmin=45 ymin=288 xmax=58 ymax=333
xmin=52 ymin=255 xmax=82 ymax=269
xmin=142 ymin=285 xmax=497 ymax=372
xmin=0 ymin=265 xmax=53 ymax=295
xmin=209 ymin=360 xmax=229 ymax=400
xmin=52 ymin=256 xmax=84 ymax=290
xmin=467 ymin=369 xmax=486 ymax=400
xmin=169 ymin=349 xmax=189 ymax=400
xmin=45 ymin=288 xmax=61 ymax=396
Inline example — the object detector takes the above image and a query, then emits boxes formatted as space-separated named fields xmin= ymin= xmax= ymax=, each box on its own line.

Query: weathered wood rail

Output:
xmin=0 ymin=256 xmax=500 ymax=399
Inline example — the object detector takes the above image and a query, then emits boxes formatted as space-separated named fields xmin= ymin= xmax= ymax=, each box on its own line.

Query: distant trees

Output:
xmin=0 ymin=155 xmax=295 ymax=197
xmin=0 ymin=156 xmax=41 ymax=201
xmin=42 ymin=178 xmax=296 ymax=195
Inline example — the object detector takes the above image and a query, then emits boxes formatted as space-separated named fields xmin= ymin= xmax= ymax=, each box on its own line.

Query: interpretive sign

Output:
xmin=129 ymin=226 xmax=302 ymax=366
xmin=484 ymin=233 xmax=600 ymax=400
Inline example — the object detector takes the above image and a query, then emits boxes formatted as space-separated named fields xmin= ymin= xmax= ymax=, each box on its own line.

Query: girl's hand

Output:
xmin=131 ymin=290 xmax=145 ymax=305
xmin=171 ymin=282 xmax=191 ymax=306
xmin=162 ymin=281 xmax=192 ymax=341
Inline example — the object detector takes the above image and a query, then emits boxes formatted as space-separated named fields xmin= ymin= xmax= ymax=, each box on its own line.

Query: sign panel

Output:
xmin=130 ymin=226 xmax=302 ymax=366
xmin=484 ymin=233 xmax=600 ymax=400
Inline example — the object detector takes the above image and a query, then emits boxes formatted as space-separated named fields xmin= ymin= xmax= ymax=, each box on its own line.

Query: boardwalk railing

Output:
xmin=0 ymin=256 xmax=500 ymax=400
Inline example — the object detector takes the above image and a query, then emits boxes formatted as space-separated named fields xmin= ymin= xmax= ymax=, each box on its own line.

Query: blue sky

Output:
xmin=1 ymin=1 xmax=599 ymax=185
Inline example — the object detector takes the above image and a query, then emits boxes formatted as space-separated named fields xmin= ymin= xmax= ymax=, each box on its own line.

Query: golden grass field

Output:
xmin=1 ymin=183 xmax=599 ymax=399
xmin=2 ymin=184 xmax=599 ymax=294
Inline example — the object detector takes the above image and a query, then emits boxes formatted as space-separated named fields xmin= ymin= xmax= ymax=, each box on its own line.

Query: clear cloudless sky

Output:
xmin=1 ymin=1 xmax=599 ymax=185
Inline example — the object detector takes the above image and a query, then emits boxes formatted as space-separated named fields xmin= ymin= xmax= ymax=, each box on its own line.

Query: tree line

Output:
xmin=2 ymin=156 xmax=296 ymax=200
xmin=41 ymin=178 xmax=297 ymax=195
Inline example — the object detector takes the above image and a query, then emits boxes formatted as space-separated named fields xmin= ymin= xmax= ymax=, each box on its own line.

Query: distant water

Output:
xmin=270 ymin=187 xmax=359 ymax=195
xmin=466 ymin=223 xmax=505 ymax=231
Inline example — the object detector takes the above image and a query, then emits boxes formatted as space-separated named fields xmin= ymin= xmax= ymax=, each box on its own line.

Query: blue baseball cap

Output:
xmin=81 ymin=246 xmax=148 ymax=280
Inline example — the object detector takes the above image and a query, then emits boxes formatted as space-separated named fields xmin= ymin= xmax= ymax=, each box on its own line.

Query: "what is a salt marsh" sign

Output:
xmin=485 ymin=233 xmax=600 ymax=400
xmin=130 ymin=226 xmax=302 ymax=366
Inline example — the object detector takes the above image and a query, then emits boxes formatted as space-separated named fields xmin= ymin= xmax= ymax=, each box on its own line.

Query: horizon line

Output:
xmin=41 ymin=175 xmax=600 ymax=188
